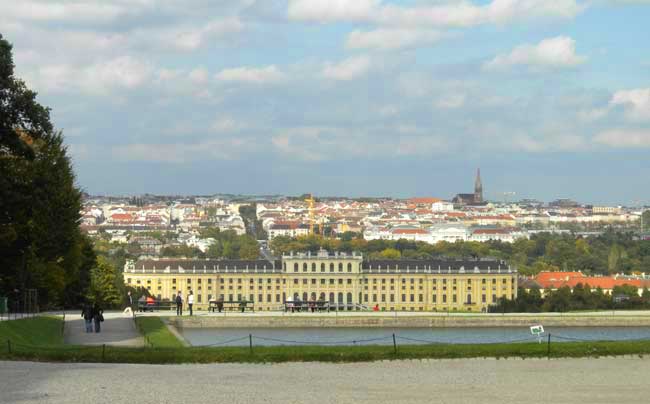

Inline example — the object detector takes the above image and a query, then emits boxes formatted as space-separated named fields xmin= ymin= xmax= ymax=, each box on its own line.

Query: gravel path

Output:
xmin=64 ymin=312 xmax=143 ymax=347
xmin=2 ymin=357 xmax=650 ymax=404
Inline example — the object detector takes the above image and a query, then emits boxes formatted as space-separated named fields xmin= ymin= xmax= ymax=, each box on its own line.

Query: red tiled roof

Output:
xmin=110 ymin=213 xmax=133 ymax=221
xmin=534 ymin=271 xmax=648 ymax=290
xmin=408 ymin=197 xmax=442 ymax=204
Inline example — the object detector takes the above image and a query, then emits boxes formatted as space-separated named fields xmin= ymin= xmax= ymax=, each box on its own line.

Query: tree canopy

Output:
xmin=0 ymin=34 xmax=95 ymax=308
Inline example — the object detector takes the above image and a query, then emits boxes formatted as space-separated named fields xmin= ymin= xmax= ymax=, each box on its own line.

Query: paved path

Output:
xmin=1 ymin=357 xmax=650 ymax=404
xmin=64 ymin=312 xmax=143 ymax=347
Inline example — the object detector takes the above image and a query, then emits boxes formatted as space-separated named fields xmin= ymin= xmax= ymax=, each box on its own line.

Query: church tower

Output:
xmin=474 ymin=168 xmax=483 ymax=203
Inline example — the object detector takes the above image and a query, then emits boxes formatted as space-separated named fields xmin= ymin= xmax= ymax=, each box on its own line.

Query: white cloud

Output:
xmin=594 ymin=129 xmax=650 ymax=147
xmin=215 ymin=65 xmax=286 ymax=84
xmin=288 ymin=0 xmax=584 ymax=27
xmin=0 ymin=0 xmax=126 ymax=23
xmin=610 ymin=88 xmax=650 ymax=122
xmin=322 ymin=56 xmax=371 ymax=80
xmin=287 ymin=0 xmax=380 ymax=23
xmin=483 ymin=36 xmax=586 ymax=71
xmin=143 ymin=17 xmax=244 ymax=52
xmin=345 ymin=29 xmax=445 ymax=51
xmin=27 ymin=56 xmax=154 ymax=95
xmin=435 ymin=93 xmax=466 ymax=109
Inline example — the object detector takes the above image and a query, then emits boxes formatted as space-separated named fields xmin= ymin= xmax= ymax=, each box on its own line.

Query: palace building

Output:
xmin=124 ymin=250 xmax=517 ymax=312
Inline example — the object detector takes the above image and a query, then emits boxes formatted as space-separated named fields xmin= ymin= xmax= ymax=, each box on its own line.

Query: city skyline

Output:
xmin=1 ymin=1 xmax=649 ymax=204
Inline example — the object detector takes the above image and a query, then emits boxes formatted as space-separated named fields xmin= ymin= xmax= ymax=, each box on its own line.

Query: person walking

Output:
xmin=81 ymin=303 xmax=93 ymax=333
xmin=176 ymin=291 xmax=183 ymax=316
xmin=123 ymin=291 xmax=133 ymax=316
xmin=216 ymin=295 xmax=224 ymax=313
xmin=92 ymin=302 xmax=103 ymax=333
xmin=187 ymin=291 xmax=194 ymax=316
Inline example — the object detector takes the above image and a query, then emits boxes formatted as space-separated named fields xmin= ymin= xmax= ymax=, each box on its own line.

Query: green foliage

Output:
xmin=270 ymin=230 xmax=650 ymax=276
xmin=378 ymin=248 xmax=401 ymax=259
xmin=239 ymin=204 xmax=267 ymax=240
xmin=86 ymin=256 xmax=122 ymax=308
xmin=492 ymin=283 xmax=647 ymax=313
xmin=200 ymin=228 xmax=260 ymax=260
xmin=161 ymin=244 xmax=203 ymax=258
xmin=0 ymin=34 xmax=88 ymax=308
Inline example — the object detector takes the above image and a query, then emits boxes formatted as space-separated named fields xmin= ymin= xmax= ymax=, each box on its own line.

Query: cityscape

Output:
xmin=2 ymin=0 xmax=650 ymax=402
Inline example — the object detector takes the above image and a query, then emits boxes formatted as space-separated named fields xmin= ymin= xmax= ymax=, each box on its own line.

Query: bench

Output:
xmin=137 ymin=301 xmax=175 ymax=312
xmin=284 ymin=300 xmax=330 ymax=312
xmin=209 ymin=300 xmax=255 ymax=313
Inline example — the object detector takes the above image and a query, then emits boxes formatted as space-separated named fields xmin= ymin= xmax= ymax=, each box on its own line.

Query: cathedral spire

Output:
xmin=474 ymin=168 xmax=483 ymax=203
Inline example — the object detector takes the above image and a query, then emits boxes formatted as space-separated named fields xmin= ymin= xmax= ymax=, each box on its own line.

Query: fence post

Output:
xmin=7 ymin=339 xmax=11 ymax=354
xmin=249 ymin=334 xmax=253 ymax=354
xmin=102 ymin=344 xmax=106 ymax=362
xmin=547 ymin=334 xmax=551 ymax=359
xmin=392 ymin=333 xmax=397 ymax=355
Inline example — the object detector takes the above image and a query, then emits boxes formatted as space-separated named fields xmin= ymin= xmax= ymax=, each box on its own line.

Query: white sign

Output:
xmin=530 ymin=325 xmax=544 ymax=335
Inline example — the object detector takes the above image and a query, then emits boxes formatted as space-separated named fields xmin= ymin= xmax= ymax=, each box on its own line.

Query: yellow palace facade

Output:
xmin=124 ymin=250 xmax=517 ymax=312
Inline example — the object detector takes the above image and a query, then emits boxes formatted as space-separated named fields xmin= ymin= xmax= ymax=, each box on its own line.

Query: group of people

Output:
xmin=175 ymin=290 xmax=194 ymax=316
xmin=81 ymin=302 xmax=104 ymax=333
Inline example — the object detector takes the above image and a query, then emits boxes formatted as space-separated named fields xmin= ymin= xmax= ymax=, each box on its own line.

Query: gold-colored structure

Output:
xmin=304 ymin=194 xmax=315 ymax=235
xmin=124 ymin=251 xmax=517 ymax=312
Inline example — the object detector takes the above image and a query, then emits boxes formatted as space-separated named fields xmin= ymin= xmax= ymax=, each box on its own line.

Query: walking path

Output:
xmin=64 ymin=312 xmax=143 ymax=347
xmin=2 ymin=357 xmax=650 ymax=404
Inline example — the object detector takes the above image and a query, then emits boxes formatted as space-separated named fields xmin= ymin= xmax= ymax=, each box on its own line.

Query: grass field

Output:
xmin=0 ymin=316 xmax=64 ymax=347
xmin=2 ymin=316 xmax=650 ymax=364
xmin=135 ymin=316 xmax=184 ymax=348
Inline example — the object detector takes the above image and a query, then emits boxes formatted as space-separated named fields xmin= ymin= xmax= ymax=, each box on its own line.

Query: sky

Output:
xmin=1 ymin=0 xmax=650 ymax=204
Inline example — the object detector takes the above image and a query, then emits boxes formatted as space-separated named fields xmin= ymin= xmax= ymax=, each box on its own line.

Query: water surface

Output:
xmin=181 ymin=326 xmax=650 ymax=346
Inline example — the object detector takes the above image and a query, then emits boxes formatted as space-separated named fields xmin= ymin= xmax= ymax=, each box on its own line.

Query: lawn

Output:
xmin=0 ymin=316 xmax=64 ymax=347
xmin=135 ymin=316 xmax=184 ymax=348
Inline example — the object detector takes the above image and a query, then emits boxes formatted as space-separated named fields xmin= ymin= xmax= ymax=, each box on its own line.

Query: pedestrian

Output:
xmin=239 ymin=296 xmax=247 ymax=313
xmin=187 ymin=290 xmax=194 ymax=316
xmin=123 ymin=291 xmax=133 ymax=316
xmin=92 ymin=302 xmax=103 ymax=333
xmin=81 ymin=302 xmax=93 ymax=333
xmin=176 ymin=291 xmax=183 ymax=316
xmin=216 ymin=295 xmax=224 ymax=313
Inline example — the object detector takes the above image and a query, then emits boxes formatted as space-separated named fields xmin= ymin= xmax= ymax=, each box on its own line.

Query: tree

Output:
xmin=0 ymin=34 xmax=86 ymax=308
xmin=379 ymin=248 xmax=401 ymax=259
xmin=87 ymin=256 xmax=122 ymax=308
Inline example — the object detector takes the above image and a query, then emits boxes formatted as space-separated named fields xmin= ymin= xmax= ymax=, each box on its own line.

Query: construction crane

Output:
xmin=304 ymin=194 xmax=316 ymax=236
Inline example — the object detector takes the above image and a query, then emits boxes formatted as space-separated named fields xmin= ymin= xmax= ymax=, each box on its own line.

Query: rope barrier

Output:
xmin=202 ymin=336 xmax=251 ymax=347
xmin=251 ymin=335 xmax=394 ymax=345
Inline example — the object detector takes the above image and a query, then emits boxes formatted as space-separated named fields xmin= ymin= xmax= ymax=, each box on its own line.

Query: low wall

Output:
xmin=168 ymin=315 xmax=650 ymax=329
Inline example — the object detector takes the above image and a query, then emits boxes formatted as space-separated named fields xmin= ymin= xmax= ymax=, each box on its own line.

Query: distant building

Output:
xmin=124 ymin=251 xmax=517 ymax=312
xmin=549 ymin=198 xmax=579 ymax=208
xmin=453 ymin=168 xmax=485 ymax=205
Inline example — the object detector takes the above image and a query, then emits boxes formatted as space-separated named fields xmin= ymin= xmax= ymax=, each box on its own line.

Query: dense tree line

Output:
xmin=492 ymin=284 xmax=650 ymax=313
xmin=270 ymin=229 xmax=650 ymax=275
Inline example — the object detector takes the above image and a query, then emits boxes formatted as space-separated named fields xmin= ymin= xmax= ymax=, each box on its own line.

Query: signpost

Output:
xmin=530 ymin=325 xmax=544 ymax=343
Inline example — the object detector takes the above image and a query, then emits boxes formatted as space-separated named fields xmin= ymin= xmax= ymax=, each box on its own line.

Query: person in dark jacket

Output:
xmin=92 ymin=302 xmax=103 ymax=333
xmin=176 ymin=291 xmax=183 ymax=316
xmin=81 ymin=303 xmax=93 ymax=333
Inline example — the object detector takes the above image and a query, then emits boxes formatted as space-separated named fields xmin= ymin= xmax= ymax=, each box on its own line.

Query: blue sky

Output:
xmin=2 ymin=0 xmax=650 ymax=204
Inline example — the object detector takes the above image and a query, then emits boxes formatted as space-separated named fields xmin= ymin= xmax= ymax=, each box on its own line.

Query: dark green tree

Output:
xmin=0 ymin=34 xmax=86 ymax=308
